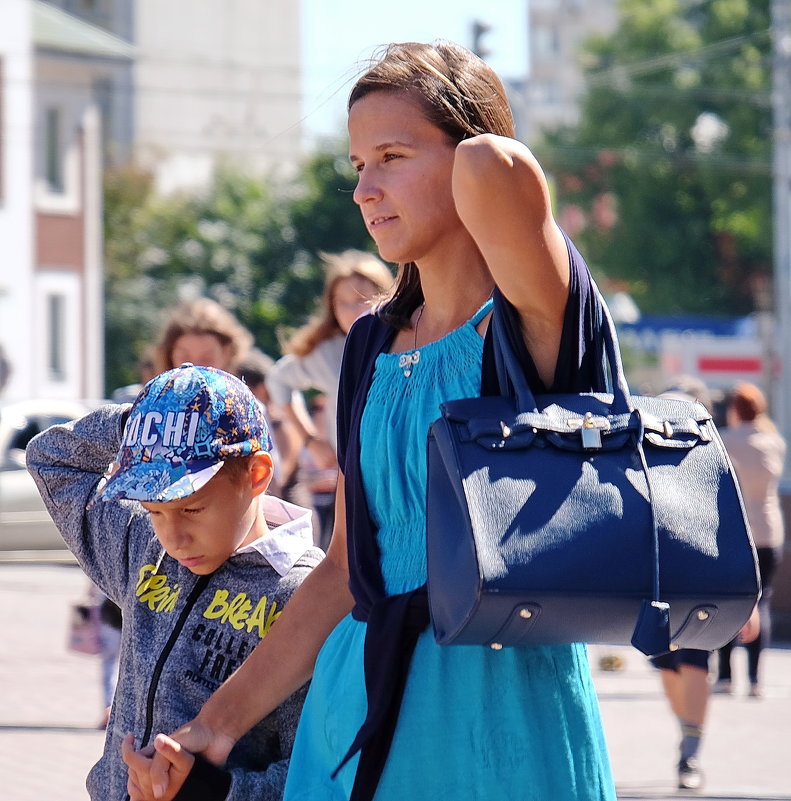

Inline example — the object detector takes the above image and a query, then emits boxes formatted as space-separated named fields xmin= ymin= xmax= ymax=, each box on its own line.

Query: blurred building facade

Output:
xmin=47 ymin=0 xmax=303 ymax=193
xmin=0 ymin=0 xmax=133 ymax=401
xmin=133 ymin=0 xmax=302 ymax=193
xmin=519 ymin=0 xmax=618 ymax=143
xmin=0 ymin=0 xmax=303 ymax=402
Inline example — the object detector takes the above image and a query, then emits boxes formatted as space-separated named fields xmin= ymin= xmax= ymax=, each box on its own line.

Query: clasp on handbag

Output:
xmin=568 ymin=411 xmax=608 ymax=449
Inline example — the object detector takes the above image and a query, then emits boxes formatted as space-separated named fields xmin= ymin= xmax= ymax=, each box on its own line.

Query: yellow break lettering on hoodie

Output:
xmin=202 ymin=589 xmax=281 ymax=638
xmin=136 ymin=564 xmax=181 ymax=612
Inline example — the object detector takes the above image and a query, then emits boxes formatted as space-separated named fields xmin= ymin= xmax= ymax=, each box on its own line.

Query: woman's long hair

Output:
xmin=285 ymin=250 xmax=393 ymax=356
xmin=348 ymin=41 xmax=515 ymax=329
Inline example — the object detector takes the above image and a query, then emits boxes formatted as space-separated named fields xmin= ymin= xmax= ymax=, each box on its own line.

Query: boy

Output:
xmin=27 ymin=363 xmax=323 ymax=800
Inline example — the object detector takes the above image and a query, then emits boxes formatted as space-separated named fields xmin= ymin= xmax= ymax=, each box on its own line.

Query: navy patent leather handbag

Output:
xmin=426 ymin=291 xmax=760 ymax=656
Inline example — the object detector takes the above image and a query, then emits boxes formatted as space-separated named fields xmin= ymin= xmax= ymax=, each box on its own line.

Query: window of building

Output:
xmin=93 ymin=77 xmax=114 ymax=167
xmin=45 ymin=106 xmax=65 ymax=193
xmin=63 ymin=0 xmax=98 ymax=13
xmin=47 ymin=293 xmax=66 ymax=380
xmin=532 ymin=25 xmax=560 ymax=57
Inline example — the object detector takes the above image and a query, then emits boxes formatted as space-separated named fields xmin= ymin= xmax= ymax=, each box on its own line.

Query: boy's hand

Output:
xmin=147 ymin=717 xmax=234 ymax=797
xmin=122 ymin=733 xmax=193 ymax=801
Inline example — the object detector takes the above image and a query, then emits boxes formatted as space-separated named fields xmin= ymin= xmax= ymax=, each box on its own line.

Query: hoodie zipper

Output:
xmin=141 ymin=572 xmax=212 ymax=746
xmin=123 ymin=572 xmax=212 ymax=801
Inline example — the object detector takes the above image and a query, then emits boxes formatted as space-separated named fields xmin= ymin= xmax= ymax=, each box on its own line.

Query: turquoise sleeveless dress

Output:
xmin=283 ymin=300 xmax=615 ymax=801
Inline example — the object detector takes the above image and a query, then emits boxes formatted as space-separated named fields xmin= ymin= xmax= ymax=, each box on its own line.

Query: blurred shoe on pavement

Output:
xmin=678 ymin=757 xmax=704 ymax=791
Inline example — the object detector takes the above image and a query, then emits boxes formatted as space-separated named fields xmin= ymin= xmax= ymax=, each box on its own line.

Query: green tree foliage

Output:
xmin=288 ymin=149 xmax=371 ymax=256
xmin=536 ymin=0 xmax=772 ymax=315
xmin=103 ymin=165 xmax=161 ymax=393
xmin=103 ymin=150 xmax=374 ymax=395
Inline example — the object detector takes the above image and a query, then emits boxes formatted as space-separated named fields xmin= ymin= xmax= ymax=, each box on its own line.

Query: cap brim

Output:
xmin=99 ymin=460 xmax=225 ymax=503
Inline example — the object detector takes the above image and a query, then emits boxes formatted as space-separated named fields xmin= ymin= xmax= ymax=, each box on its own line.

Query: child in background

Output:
xmin=296 ymin=394 xmax=339 ymax=551
xmin=27 ymin=364 xmax=323 ymax=801
xmin=237 ymin=348 xmax=317 ymax=524
xmin=112 ymin=346 xmax=158 ymax=404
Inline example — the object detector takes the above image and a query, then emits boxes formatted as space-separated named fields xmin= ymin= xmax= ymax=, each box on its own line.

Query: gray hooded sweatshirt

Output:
xmin=27 ymin=404 xmax=324 ymax=801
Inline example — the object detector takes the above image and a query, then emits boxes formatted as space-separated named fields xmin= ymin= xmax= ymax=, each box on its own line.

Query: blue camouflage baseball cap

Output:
xmin=100 ymin=363 xmax=272 ymax=503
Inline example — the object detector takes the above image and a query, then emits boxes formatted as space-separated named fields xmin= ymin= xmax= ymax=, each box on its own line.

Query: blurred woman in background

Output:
xmin=153 ymin=297 xmax=253 ymax=375
xmin=266 ymin=251 xmax=393 ymax=547
xmin=716 ymin=382 xmax=786 ymax=698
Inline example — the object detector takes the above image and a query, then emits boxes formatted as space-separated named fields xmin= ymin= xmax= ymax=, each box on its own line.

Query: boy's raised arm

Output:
xmin=26 ymin=403 xmax=139 ymax=595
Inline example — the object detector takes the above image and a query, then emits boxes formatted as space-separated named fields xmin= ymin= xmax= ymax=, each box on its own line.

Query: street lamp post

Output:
xmin=772 ymin=0 xmax=791 ymax=484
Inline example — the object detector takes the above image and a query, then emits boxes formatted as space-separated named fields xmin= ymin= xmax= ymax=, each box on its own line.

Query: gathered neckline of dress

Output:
xmin=382 ymin=298 xmax=493 ymax=359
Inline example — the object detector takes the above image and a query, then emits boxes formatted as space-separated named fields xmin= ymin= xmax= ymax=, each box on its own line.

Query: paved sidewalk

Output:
xmin=590 ymin=643 xmax=791 ymax=800
xmin=1 ymin=562 xmax=790 ymax=800
xmin=0 ymin=562 xmax=105 ymax=800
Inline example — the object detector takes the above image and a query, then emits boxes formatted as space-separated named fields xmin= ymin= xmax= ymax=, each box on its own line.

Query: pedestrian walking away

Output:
xmin=716 ymin=382 xmax=786 ymax=698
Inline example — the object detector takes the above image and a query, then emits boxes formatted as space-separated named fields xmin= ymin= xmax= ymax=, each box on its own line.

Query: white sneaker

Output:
xmin=678 ymin=758 xmax=704 ymax=790
xmin=712 ymin=679 xmax=732 ymax=695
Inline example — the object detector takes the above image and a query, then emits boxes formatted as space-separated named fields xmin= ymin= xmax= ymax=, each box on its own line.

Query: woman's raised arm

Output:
xmin=452 ymin=134 xmax=570 ymax=386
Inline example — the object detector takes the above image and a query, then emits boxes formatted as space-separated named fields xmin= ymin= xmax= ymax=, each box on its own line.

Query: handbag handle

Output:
xmin=490 ymin=285 xmax=631 ymax=413
xmin=489 ymin=285 xmax=674 ymax=654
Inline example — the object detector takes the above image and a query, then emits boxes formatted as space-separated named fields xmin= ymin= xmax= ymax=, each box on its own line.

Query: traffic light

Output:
xmin=471 ymin=20 xmax=491 ymax=59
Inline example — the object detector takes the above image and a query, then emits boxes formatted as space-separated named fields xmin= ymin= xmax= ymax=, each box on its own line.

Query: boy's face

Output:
xmin=139 ymin=454 xmax=272 ymax=575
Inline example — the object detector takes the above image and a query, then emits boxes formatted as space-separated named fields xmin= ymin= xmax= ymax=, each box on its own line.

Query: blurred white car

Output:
xmin=0 ymin=399 xmax=102 ymax=552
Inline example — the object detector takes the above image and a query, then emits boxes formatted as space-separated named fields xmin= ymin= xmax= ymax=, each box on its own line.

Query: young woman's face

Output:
xmin=348 ymin=91 xmax=462 ymax=267
xmin=171 ymin=332 xmax=233 ymax=372
xmin=333 ymin=275 xmax=380 ymax=334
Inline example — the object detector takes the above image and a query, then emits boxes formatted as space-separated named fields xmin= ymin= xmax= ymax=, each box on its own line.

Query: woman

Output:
xmin=716 ymin=382 xmax=786 ymax=697
xmin=267 ymin=251 xmax=393 ymax=548
xmin=153 ymin=297 xmax=253 ymax=375
xmin=126 ymin=42 xmax=615 ymax=801
xmin=267 ymin=249 xmax=393 ymax=455
xmin=152 ymin=298 xmax=299 ymax=501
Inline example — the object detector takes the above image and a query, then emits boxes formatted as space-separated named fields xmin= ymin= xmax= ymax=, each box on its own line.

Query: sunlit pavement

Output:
xmin=0 ymin=562 xmax=105 ymax=801
xmin=590 ymin=639 xmax=790 ymax=800
xmin=1 ymin=562 xmax=790 ymax=801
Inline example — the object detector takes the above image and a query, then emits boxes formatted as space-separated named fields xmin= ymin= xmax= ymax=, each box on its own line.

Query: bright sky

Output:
xmin=300 ymin=0 xmax=528 ymax=144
